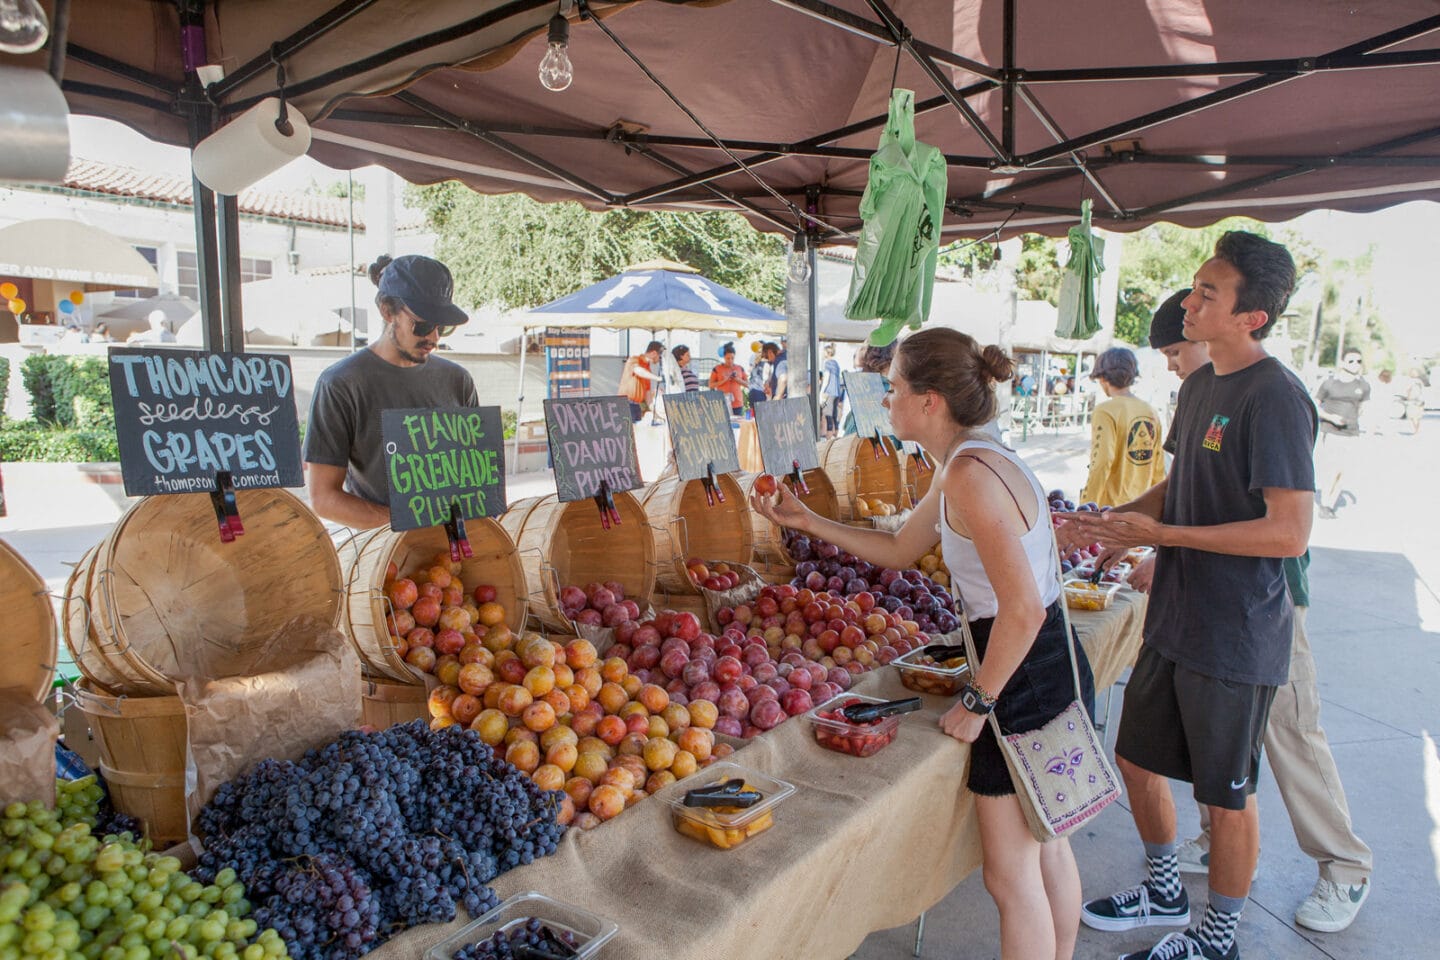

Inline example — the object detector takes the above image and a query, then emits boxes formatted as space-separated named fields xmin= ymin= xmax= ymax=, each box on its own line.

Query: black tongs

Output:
xmin=841 ymin=697 xmax=921 ymax=724
xmin=921 ymin=644 xmax=969 ymax=661
xmin=683 ymin=778 xmax=762 ymax=809
xmin=514 ymin=931 xmax=579 ymax=960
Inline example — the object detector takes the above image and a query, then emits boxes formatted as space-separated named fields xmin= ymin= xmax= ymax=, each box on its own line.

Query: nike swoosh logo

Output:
xmin=1230 ymin=777 xmax=1249 ymax=790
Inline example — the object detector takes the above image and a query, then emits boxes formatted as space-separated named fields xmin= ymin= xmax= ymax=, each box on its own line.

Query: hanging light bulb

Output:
xmin=0 ymin=0 xmax=48 ymax=54
xmin=787 ymin=232 xmax=811 ymax=284
xmin=538 ymin=13 xmax=573 ymax=92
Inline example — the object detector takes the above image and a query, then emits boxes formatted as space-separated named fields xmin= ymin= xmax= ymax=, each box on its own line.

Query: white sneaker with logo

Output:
xmin=1174 ymin=835 xmax=1259 ymax=881
xmin=1294 ymin=877 xmax=1370 ymax=933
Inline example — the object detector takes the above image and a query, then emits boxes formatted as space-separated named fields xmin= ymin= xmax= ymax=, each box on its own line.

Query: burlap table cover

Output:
xmin=367 ymin=590 xmax=1147 ymax=960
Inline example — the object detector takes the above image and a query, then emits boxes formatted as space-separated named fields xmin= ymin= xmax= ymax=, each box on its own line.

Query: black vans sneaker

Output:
xmin=1119 ymin=930 xmax=1239 ymax=960
xmin=1082 ymin=882 xmax=1190 ymax=932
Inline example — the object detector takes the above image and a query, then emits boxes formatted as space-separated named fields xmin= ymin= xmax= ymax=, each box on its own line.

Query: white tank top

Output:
xmin=938 ymin=439 xmax=1062 ymax=621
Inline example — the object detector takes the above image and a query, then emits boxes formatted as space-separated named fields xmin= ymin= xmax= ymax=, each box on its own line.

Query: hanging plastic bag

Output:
xmin=1056 ymin=199 xmax=1105 ymax=340
xmin=845 ymin=89 xmax=948 ymax=346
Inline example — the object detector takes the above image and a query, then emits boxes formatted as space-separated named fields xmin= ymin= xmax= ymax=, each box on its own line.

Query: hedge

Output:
xmin=0 ymin=357 xmax=9 ymax=421
xmin=0 ymin=422 xmax=120 ymax=462
xmin=19 ymin=355 xmax=113 ymax=431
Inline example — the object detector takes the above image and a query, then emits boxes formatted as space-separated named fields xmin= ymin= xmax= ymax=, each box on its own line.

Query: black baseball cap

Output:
xmin=1148 ymin=288 xmax=1190 ymax=349
xmin=377 ymin=255 xmax=468 ymax=328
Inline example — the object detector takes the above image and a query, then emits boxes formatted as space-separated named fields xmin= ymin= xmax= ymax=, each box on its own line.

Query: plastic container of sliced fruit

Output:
xmin=894 ymin=644 xmax=971 ymax=696
xmin=424 ymin=891 xmax=618 ymax=960
xmin=807 ymin=693 xmax=901 ymax=758
xmin=1063 ymin=579 xmax=1123 ymax=612
xmin=664 ymin=761 xmax=795 ymax=851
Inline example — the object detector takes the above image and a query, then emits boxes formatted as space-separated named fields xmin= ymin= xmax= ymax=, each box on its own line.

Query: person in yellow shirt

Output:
xmin=1080 ymin=347 xmax=1165 ymax=506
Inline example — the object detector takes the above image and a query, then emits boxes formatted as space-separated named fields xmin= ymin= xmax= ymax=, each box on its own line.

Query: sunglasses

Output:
xmin=404 ymin=311 xmax=456 ymax=339
xmin=1342 ymin=358 xmax=1363 ymax=366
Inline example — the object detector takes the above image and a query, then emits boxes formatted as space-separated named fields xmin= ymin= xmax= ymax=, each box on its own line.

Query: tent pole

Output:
xmin=807 ymin=236 xmax=820 ymax=436
xmin=512 ymin=328 xmax=529 ymax=471
xmin=217 ymin=194 xmax=244 ymax=351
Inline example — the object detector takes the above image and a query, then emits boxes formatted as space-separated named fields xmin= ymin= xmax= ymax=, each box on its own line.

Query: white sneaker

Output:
xmin=1294 ymin=877 xmax=1370 ymax=933
xmin=1174 ymin=835 xmax=1259 ymax=881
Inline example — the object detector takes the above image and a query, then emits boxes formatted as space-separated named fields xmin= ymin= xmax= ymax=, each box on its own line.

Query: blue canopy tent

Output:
xmin=514 ymin=260 xmax=785 ymax=461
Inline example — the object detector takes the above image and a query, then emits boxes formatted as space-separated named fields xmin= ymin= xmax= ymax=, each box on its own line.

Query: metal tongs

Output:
xmin=592 ymin=479 xmax=622 ymax=530
xmin=514 ymin=929 xmax=580 ymax=960
xmin=788 ymin=460 xmax=810 ymax=495
xmin=920 ymin=644 xmax=969 ymax=662
xmin=841 ymin=696 xmax=921 ymax=724
xmin=683 ymin=778 xmax=763 ymax=809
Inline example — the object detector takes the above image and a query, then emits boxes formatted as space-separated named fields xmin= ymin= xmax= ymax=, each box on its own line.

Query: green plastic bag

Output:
xmin=844 ymin=89 xmax=948 ymax=346
xmin=1055 ymin=198 xmax=1105 ymax=340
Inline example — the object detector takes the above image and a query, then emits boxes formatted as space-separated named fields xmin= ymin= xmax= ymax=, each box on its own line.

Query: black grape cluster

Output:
xmin=452 ymin=917 xmax=581 ymax=960
xmin=195 ymin=721 xmax=566 ymax=960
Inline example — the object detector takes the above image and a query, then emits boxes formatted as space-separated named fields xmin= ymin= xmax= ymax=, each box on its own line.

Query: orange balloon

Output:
xmin=69 ymin=290 xmax=85 ymax=305
xmin=0 ymin=283 xmax=16 ymax=300
xmin=8 ymin=299 xmax=26 ymax=315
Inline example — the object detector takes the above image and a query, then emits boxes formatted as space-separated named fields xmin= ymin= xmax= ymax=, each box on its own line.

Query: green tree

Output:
xmin=1014 ymin=235 xmax=1064 ymax=306
xmin=405 ymin=185 xmax=786 ymax=310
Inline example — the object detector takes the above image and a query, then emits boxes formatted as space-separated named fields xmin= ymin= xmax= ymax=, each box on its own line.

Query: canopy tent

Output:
xmin=17 ymin=0 xmax=1440 ymax=352
xmin=95 ymin=292 xmax=199 ymax=339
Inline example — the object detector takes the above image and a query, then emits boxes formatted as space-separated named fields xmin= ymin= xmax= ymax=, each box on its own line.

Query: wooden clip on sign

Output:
xmin=380 ymin=406 xmax=507 ymax=536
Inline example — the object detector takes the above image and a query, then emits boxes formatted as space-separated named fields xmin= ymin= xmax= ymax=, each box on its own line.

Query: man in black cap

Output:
xmin=304 ymin=254 xmax=478 ymax=528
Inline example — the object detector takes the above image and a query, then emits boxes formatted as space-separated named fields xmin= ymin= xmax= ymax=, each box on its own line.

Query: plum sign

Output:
xmin=381 ymin=406 xmax=507 ymax=531
xmin=544 ymin=396 xmax=642 ymax=502
xmin=108 ymin=348 xmax=302 ymax=497
xmin=842 ymin=371 xmax=896 ymax=452
xmin=666 ymin=390 xmax=740 ymax=482
xmin=752 ymin=397 xmax=820 ymax=475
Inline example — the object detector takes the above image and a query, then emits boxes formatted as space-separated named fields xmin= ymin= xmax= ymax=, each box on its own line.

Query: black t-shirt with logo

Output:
xmin=1316 ymin=375 xmax=1370 ymax=436
xmin=1147 ymin=357 xmax=1318 ymax=686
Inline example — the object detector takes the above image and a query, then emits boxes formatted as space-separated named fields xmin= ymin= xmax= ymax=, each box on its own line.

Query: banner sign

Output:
xmin=544 ymin=327 xmax=591 ymax=399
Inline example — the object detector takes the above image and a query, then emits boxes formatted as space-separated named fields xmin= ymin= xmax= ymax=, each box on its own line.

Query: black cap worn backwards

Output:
xmin=1148 ymin=288 xmax=1190 ymax=349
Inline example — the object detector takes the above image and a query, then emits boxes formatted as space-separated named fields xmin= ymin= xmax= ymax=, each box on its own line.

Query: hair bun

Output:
xmin=367 ymin=254 xmax=393 ymax=288
xmin=980 ymin=344 xmax=1016 ymax=383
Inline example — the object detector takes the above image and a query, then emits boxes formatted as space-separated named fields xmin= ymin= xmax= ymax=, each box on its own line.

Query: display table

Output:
xmin=370 ymin=590 xmax=1147 ymax=960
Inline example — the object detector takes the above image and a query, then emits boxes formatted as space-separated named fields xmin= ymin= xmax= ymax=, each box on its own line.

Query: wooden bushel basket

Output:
xmin=498 ymin=493 xmax=655 ymax=633
xmin=360 ymin=677 xmax=430 ymax=730
xmin=69 ymin=488 xmax=342 ymax=696
xmin=337 ymin=520 xmax=526 ymax=683
xmin=63 ymin=545 xmax=149 ymax=695
xmin=903 ymin=449 xmax=939 ymax=507
xmin=73 ymin=681 xmax=188 ymax=847
xmin=736 ymin=471 xmax=840 ymax=583
xmin=637 ymin=474 xmax=753 ymax=597
xmin=1 ymin=537 xmax=58 ymax=702
xmin=816 ymin=435 xmax=905 ymax=521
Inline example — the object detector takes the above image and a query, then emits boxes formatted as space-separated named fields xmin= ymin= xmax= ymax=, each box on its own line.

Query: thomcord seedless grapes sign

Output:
xmin=544 ymin=396 xmax=642 ymax=502
xmin=108 ymin=348 xmax=302 ymax=497
xmin=381 ymin=407 xmax=507 ymax=532
xmin=666 ymin=390 xmax=740 ymax=481
xmin=753 ymin=397 xmax=820 ymax=475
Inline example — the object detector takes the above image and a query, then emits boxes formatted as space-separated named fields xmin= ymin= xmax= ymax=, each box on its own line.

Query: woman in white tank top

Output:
xmin=752 ymin=328 xmax=1094 ymax=960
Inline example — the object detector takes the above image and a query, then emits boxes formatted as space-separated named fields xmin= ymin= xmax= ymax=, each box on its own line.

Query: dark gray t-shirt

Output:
xmin=1316 ymin=375 xmax=1370 ymax=436
xmin=303 ymin=349 xmax=479 ymax=506
xmin=1146 ymin=356 xmax=1317 ymax=686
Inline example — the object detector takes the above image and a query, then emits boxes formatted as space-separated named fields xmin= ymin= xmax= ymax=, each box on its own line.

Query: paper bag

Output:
xmin=0 ymin=688 xmax=59 ymax=807
xmin=177 ymin=615 xmax=361 ymax=841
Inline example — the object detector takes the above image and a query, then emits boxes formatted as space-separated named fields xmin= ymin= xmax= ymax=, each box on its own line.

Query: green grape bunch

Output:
xmin=0 ymin=781 xmax=289 ymax=960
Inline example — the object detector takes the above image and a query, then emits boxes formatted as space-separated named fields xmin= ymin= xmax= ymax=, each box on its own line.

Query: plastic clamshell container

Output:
xmin=807 ymin=693 xmax=901 ymax=758
xmin=1063 ymin=580 xmax=1123 ymax=612
xmin=664 ymin=761 xmax=795 ymax=850
xmin=894 ymin=645 xmax=971 ymax=696
xmin=1066 ymin=561 xmax=1131 ymax=584
xmin=424 ymin=891 xmax=618 ymax=960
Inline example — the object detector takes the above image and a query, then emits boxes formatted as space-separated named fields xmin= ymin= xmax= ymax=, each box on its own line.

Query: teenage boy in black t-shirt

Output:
xmin=1060 ymin=232 xmax=1317 ymax=960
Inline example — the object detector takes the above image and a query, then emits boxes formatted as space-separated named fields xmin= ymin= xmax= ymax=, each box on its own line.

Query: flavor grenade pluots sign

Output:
xmin=108 ymin=348 xmax=302 ymax=497
xmin=544 ymin=396 xmax=642 ymax=502
xmin=752 ymin=397 xmax=820 ymax=475
xmin=381 ymin=407 xmax=507 ymax=532
xmin=666 ymin=390 xmax=740 ymax=482
xmin=843 ymin=371 xmax=896 ymax=451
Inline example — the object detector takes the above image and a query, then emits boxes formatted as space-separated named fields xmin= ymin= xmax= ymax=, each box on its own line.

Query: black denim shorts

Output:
xmin=966 ymin=602 xmax=1098 ymax=797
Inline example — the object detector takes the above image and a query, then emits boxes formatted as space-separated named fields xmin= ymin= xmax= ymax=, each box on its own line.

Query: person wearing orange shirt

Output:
xmin=708 ymin=342 xmax=747 ymax=416
xmin=621 ymin=340 xmax=665 ymax=422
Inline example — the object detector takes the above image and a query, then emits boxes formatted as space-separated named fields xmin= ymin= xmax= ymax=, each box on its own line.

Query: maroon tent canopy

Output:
xmin=25 ymin=0 xmax=1440 ymax=244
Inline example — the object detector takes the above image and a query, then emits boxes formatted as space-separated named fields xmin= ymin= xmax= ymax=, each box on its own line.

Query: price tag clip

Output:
xmin=208 ymin=472 xmax=243 ymax=543
xmin=443 ymin=501 xmax=473 ymax=561
xmin=593 ymin=480 xmax=621 ymax=529
xmin=702 ymin=462 xmax=726 ymax=507
xmin=789 ymin=460 xmax=810 ymax=496
xmin=871 ymin=430 xmax=891 ymax=460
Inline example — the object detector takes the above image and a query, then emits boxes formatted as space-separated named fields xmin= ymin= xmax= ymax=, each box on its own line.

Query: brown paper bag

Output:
xmin=696 ymin=562 xmax=765 ymax=634
xmin=176 ymin=615 xmax=361 ymax=842
xmin=0 ymin=688 xmax=59 ymax=807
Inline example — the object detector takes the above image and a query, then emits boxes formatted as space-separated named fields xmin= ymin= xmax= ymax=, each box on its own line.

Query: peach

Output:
xmin=620 ymin=674 xmax=643 ymax=699
xmin=504 ymin=726 xmax=539 ymax=747
xmin=505 ymin=740 xmax=540 ymax=774
xmin=551 ymin=663 xmax=575 ymax=689
xmin=564 ymin=684 xmax=591 ymax=713
xmin=661 ymin=703 xmax=691 ymax=732
xmin=540 ymin=723 xmax=577 ymax=751
xmin=437 ymin=606 xmax=470 ymax=633
xmin=450 ymin=693 xmax=482 ymax=726
xmin=497 ymin=655 xmax=527 ymax=685
xmin=646 ymin=770 xmax=678 ymax=794
xmin=670 ymin=749 xmax=698 ymax=779
xmin=469 ymin=709 xmax=508 ymax=746
xmin=519 ymin=636 xmax=557 ymax=670
xmin=570 ymin=702 xmax=603 ymax=737
xmin=637 ymin=683 xmax=670 ymax=714
xmin=575 ymin=666 xmax=604 ymax=697
xmin=642 ymin=737 xmax=678 ymax=772
xmin=598 ymin=766 xmax=636 ymax=798
xmin=563 ymin=638 xmax=598 ymax=669
xmin=458 ymin=643 xmax=492 ymax=666
xmin=473 ymin=583 xmax=499 ymax=604
xmin=596 ymin=715 xmax=627 ymax=746
xmin=434 ymin=628 xmax=466 ymax=656
xmin=497 ymin=685 xmax=534 ymax=717
xmin=523 ymin=666 xmax=556 ymax=698
xmin=646 ymin=716 xmax=670 ymax=740
xmin=424 ymin=565 xmax=453 ymax=589
xmin=389 ymin=633 xmax=410 ymax=660
xmin=564 ymin=777 xmax=594 ymax=809
xmin=411 ymin=596 xmax=442 ymax=628
xmin=687 ymin=699 xmax=719 ymax=729
xmin=482 ymin=625 xmax=515 ymax=654
xmin=596 ymin=682 xmax=629 ymax=715
xmin=620 ymin=713 xmax=648 ymax=738
xmin=546 ymin=742 xmax=578 ymax=773
xmin=427 ymin=685 xmax=460 ymax=719
xmin=477 ymin=601 xmax=507 ymax=627
xmin=542 ymin=688 xmax=571 ymax=717
xmin=418 ymin=582 xmax=444 ymax=602
xmin=522 ymin=701 xmax=556 ymax=732
xmin=574 ymin=812 xmax=602 ymax=831
xmin=618 ymin=732 xmax=648 ymax=757
xmin=573 ymin=751 xmax=610 ymax=783
xmin=600 ymin=657 xmax=629 ymax=684
xmin=532 ymin=764 xmax=566 ymax=792
xmin=457 ymin=663 xmax=494 ymax=697
xmin=618 ymin=701 xmax=649 ymax=721
xmin=435 ymin=658 xmax=461 ymax=687
xmin=587 ymin=784 xmax=626 ymax=821
xmin=482 ymin=684 xmax=506 ymax=710
xmin=387 ymin=579 xmax=419 ymax=609
xmin=388 ymin=609 xmax=416 ymax=637
xmin=676 ymin=727 xmax=714 ymax=762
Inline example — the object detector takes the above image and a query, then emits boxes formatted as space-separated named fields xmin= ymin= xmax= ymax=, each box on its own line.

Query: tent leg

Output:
xmin=217 ymin=193 xmax=244 ymax=351
xmin=512 ymin=329 xmax=529 ymax=470
xmin=807 ymin=238 xmax=820 ymax=435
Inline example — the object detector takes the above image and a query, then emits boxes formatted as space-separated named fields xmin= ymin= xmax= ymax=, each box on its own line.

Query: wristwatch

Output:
xmin=959 ymin=680 xmax=996 ymax=716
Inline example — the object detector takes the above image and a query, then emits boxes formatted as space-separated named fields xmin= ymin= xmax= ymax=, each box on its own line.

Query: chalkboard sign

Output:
xmin=544 ymin=396 xmax=643 ymax=502
xmin=381 ymin=406 xmax=507 ymax=532
xmin=843 ymin=371 xmax=896 ymax=444
xmin=666 ymin=391 xmax=740 ymax=482
xmin=752 ymin=397 xmax=820 ymax=475
xmin=108 ymin=347 xmax=303 ymax=497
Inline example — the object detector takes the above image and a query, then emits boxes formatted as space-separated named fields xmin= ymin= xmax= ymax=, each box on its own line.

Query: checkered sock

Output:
xmin=1197 ymin=892 xmax=1245 ymax=955
xmin=1143 ymin=840 xmax=1183 ymax=901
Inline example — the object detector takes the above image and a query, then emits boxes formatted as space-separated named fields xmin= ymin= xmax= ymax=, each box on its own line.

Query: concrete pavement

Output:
xmin=2 ymin=420 xmax=1435 ymax=960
